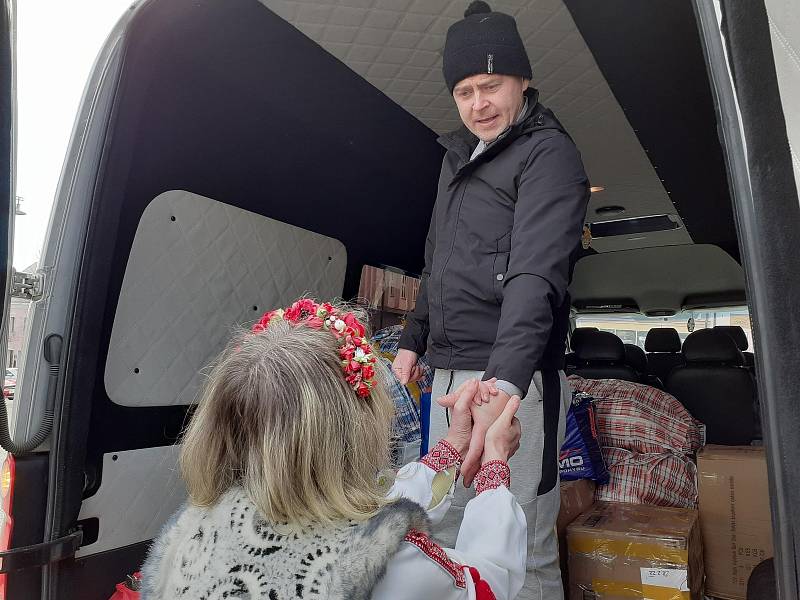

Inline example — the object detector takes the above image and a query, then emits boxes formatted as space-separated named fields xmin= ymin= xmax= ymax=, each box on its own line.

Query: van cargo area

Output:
xmin=0 ymin=0 xmax=798 ymax=599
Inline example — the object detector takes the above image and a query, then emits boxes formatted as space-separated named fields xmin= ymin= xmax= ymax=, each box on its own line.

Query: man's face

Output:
xmin=453 ymin=74 xmax=529 ymax=142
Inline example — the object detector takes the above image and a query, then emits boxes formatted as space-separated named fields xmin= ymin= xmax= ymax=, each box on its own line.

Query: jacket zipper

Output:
xmin=439 ymin=176 xmax=470 ymax=368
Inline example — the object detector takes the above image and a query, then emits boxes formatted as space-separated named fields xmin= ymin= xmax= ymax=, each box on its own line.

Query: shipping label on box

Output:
xmin=697 ymin=445 xmax=774 ymax=600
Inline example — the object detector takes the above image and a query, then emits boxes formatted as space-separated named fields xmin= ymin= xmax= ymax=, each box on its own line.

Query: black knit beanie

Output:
xmin=443 ymin=1 xmax=532 ymax=92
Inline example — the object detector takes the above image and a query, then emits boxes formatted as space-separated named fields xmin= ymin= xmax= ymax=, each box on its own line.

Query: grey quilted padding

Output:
xmin=104 ymin=190 xmax=347 ymax=407
xmin=75 ymin=446 xmax=186 ymax=557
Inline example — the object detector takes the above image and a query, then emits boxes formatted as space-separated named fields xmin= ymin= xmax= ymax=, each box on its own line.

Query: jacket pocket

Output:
xmin=492 ymin=233 xmax=511 ymax=303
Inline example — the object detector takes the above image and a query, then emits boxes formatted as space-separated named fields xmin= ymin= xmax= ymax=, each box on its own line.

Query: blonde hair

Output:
xmin=179 ymin=302 xmax=395 ymax=524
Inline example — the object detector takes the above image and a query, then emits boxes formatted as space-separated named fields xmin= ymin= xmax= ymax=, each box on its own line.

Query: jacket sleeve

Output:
xmin=484 ymin=133 xmax=589 ymax=393
xmin=398 ymin=210 xmax=436 ymax=356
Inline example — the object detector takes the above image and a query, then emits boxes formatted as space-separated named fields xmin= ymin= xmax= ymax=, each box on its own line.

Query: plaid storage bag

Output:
xmin=595 ymin=446 xmax=699 ymax=508
xmin=567 ymin=376 xmax=705 ymax=454
xmin=568 ymin=375 xmax=705 ymax=508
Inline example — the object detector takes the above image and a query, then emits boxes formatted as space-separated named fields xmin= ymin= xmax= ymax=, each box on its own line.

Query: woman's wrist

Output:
xmin=474 ymin=460 xmax=511 ymax=495
xmin=481 ymin=445 xmax=509 ymax=465
xmin=443 ymin=435 xmax=469 ymax=459
xmin=420 ymin=439 xmax=463 ymax=473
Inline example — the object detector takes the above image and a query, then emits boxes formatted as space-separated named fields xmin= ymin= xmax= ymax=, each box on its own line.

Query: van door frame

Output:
xmin=694 ymin=1 xmax=800 ymax=597
xmin=1 ymin=0 xmax=15 ymax=339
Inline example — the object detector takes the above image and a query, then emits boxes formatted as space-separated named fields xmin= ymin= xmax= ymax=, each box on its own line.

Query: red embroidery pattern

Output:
xmin=474 ymin=460 xmax=510 ymax=495
xmin=468 ymin=566 xmax=497 ymax=600
xmin=420 ymin=440 xmax=462 ymax=473
xmin=403 ymin=529 xmax=466 ymax=589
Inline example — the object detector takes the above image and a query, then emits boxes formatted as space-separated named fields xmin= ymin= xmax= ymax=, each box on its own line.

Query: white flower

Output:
xmin=355 ymin=347 xmax=367 ymax=362
xmin=334 ymin=319 xmax=346 ymax=332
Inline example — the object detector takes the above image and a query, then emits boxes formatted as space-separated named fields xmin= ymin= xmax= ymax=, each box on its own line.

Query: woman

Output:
xmin=141 ymin=299 xmax=526 ymax=600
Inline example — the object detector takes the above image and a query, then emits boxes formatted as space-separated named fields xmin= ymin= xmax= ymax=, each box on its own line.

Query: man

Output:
xmin=392 ymin=2 xmax=590 ymax=599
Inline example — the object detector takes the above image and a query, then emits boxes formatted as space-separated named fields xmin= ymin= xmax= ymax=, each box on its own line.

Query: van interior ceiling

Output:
xmin=7 ymin=0 xmax=788 ymax=598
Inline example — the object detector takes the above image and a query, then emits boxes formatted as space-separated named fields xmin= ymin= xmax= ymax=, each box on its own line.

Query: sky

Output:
xmin=14 ymin=1 xmax=134 ymax=269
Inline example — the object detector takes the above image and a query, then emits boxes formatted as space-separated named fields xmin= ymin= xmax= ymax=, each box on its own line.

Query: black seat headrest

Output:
xmin=570 ymin=327 xmax=598 ymax=350
xmin=575 ymin=331 xmax=625 ymax=363
xmin=713 ymin=325 xmax=749 ymax=351
xmin=645 ymin=328 xmax=682 ymax=352
xmin=624 ymin=343 xmax=648 ymax=374
xmin=682 ymin=329 xmax=744 ymax=365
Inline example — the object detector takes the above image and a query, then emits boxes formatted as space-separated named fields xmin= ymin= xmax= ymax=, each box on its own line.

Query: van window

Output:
xmin=576 ymin=307 xmax=754 ymax=351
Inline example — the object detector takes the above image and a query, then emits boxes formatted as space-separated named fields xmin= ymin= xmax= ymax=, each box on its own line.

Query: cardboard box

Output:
xmin=697 ymin=445 xmax=774 ymax=600
xmin=357 ymin=265 xmax=385 ymax=307
xmin=558 ymin=480 xmax=596 ymax=592
xmin=357 ymin=266 xmax=421 ymax=312
xmin=567 ymin=502 xmax=703 ymax=599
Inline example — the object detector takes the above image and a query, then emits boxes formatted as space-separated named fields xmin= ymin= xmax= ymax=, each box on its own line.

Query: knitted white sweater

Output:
xmin=140 ymin=487 xmax=428 ymax=600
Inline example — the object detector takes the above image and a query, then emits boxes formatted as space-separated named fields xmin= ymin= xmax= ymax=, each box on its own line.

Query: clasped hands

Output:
xmin=392 ymin=349 xmax=521 ymax=486
xmin=438 ymin=378 xmax=521 ymax=487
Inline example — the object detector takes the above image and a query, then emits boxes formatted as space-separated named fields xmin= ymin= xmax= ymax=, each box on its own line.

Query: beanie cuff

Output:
xmin=443 ymin=43 xmax=533 ymax=91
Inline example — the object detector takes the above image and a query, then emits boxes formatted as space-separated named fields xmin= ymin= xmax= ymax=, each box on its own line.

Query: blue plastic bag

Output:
xmin=559 ymin=392 xmax=609 ymax=484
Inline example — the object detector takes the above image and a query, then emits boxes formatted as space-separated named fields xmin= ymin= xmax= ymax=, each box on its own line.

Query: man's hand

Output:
xmin=392 ymin=349 xmax=423 ymax=385
xmin=472 ymin=378 xmax=499 ymax=405
xmin=440 ymin=379 xmax=478 ymax=457
xmin=483 ymin=395 xmax=522 ymax=464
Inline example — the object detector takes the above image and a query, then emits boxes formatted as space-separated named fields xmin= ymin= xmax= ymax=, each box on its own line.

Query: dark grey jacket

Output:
xmin=399 ymin=88 xmax=589 ymax=393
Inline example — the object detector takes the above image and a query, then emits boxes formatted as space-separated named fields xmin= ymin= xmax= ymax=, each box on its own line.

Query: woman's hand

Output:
xmin=438 ymin=379 xmax=478 ymax=458
xmin=482 ymin=395 xmax=521 ymax=464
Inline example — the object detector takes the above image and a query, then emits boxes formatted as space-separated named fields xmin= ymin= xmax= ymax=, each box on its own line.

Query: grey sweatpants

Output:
xmin=428 ymin=368 xmax=571 ymax=600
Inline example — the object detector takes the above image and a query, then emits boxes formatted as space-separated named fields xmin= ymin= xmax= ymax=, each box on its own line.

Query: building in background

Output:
xmin=7 ymin=262 xmax=36 ymax=368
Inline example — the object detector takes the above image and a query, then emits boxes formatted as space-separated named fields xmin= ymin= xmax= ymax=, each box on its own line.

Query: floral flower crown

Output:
xmin=252 ymin=299 xmax=378 ymax=398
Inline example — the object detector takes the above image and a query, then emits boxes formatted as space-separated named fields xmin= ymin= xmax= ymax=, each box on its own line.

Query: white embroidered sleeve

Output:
xmin=450 ymin=484 xmax=527 ymax=600
xmin=377 ymin=460 xmax=526 ymax=600
xmin=386 ymin=440 xmax=460 ymax=525
xmin=370 ymin=536 xmax=479 ymax=600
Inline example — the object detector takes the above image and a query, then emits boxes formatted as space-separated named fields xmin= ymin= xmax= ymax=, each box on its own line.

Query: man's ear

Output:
xmin=521 ymin=77 xmax=531 ymax=89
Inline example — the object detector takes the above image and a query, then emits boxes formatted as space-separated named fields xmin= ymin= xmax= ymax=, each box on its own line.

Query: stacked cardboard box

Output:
xmin=697 ymin=445 xmax=774 ymax=600
xmin=357 ymin=265 xmax=420 ymax=313
xmin=557 ymin=479 xmax=596 ymax=591
xmin=567 ymin=502 xmax=704 ymax=599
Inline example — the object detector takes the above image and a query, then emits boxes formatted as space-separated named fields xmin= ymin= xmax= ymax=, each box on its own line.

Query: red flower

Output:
xmin=361 ymin=365 xmax=375 ymax=380
xmin=356 ymin=382 xmax=370 ymax=397
xmin=284 ymin=299 xmax=313 ymax=321
xmin=252 ymin=323 xmax=265 ymax=333
xmin=343 ymin=313 xmax=366 ymax=337
xmin=301 ymin=298 xmax=318 ymax=313
xmin=305 ymin=316 xmax=323 ymax=329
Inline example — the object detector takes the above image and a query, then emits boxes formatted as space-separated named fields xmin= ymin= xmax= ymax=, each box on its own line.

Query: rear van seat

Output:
xmin=665 ymin=328 xmax=757 ymax=445
xmin=645 ymin=327 xmax=684 ymax=382
xmin=624 ymin=343 xmax=663 ymax=388
xmin=565 ymin=327 xmax=598 ymax=373
xmin=569 ymin=330 xmax=640 ymax=383
xmin=714 ymin=325 xmax=756 ymax=372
